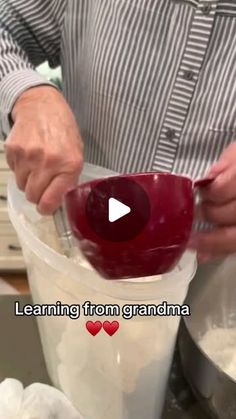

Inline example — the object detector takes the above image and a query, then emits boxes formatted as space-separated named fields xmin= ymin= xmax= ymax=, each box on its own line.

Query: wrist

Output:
xmin=11 ymin=85 xmax=61 ymax=122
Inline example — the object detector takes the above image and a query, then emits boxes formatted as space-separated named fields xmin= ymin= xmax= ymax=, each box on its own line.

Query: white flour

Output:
xmin=199 ymin=327 xmax=236 ymax=381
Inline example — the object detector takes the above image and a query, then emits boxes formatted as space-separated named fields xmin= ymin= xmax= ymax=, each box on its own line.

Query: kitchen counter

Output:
xmin=0 ymin=295 xmax=209 ymax=418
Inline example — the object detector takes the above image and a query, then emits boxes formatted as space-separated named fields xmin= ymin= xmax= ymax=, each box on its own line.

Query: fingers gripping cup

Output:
xmin=65 ymin=172 xmax=195 ymax=279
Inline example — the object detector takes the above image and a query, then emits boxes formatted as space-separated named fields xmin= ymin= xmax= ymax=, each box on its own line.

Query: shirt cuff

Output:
xmin=0 ymin=69 xmax=58 ymax=136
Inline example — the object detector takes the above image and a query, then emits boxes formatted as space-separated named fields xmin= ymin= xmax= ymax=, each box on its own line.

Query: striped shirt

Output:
xmin=0 ymin=0 xmax=236 ymax=179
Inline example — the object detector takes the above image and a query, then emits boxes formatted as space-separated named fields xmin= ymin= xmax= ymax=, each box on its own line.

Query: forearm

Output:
xmin=0 ymin=0 xmax=66 ymax=135
xmin=11 ymin=85 xmax=65 ymax=123
xmin=0 ymin=69 xmax=56 ymax=137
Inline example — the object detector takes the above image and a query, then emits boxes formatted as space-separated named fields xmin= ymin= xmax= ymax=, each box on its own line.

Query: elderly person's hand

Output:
xmin=4 ymin=85 xmax=83 ymax=215
xmin=189 ymin=142 xmax=236 ymax=262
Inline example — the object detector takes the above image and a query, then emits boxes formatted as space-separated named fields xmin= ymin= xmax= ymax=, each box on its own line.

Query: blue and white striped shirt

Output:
xmin=0 ymin=0 xmax=236 ymax=178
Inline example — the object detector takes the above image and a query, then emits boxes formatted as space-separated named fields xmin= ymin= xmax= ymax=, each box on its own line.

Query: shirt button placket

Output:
xmin=152 ymin=1 xmax=218 ymax=174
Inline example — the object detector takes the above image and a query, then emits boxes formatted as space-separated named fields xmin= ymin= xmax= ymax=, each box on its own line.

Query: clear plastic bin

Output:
xmin=7 ymin=163 xmax=197 ymax=419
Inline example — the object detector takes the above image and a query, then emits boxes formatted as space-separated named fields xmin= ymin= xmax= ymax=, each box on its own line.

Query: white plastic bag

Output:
xmin=0 ymin=379 xmax=83 ymax=419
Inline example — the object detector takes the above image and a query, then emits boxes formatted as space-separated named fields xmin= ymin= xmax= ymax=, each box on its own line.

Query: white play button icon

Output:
xmin=108 ymin=198 xmax=131 ymax=223
xmin=85 ymin=177 xmax=150 ymax=242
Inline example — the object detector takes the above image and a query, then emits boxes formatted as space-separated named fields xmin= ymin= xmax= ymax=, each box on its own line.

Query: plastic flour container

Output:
xmin=7 ymin=163 xmax=197 ymax=419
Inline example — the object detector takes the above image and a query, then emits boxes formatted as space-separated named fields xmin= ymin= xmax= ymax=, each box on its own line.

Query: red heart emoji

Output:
xmin=86 ymin=321 xmax=102 ymax=336
xmin=103 ymin=321 xmax=119 ymax=336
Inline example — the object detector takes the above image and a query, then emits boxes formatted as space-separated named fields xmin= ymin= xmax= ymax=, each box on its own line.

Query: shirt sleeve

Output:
xmin=0 ymin=0 xmax=66 ymax=136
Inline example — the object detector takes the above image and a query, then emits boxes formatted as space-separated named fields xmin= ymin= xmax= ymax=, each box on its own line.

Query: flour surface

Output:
xmin=199 ymin=327 xmax=236 ymax=381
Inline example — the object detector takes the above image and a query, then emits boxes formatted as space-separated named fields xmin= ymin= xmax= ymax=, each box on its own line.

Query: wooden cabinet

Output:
xmin=0 ymin=142 xmax=25 ymax=271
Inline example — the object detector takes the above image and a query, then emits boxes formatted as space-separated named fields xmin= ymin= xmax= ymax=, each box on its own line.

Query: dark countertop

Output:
xmin=0 ymin=295 xmax=209 ymax=418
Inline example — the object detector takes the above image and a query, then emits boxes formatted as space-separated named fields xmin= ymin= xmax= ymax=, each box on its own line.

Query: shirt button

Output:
xmin=165 ymin=128 xmax=176 ymax=140
xmin=183 ymin=69 xmax=194 ymax=81
xmin=202 ymin=3 xmax=212 ymax=14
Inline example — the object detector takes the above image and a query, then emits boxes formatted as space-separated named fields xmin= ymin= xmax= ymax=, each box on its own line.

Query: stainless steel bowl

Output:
xmin=179 ymin=257 xmax=236 ymax=419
